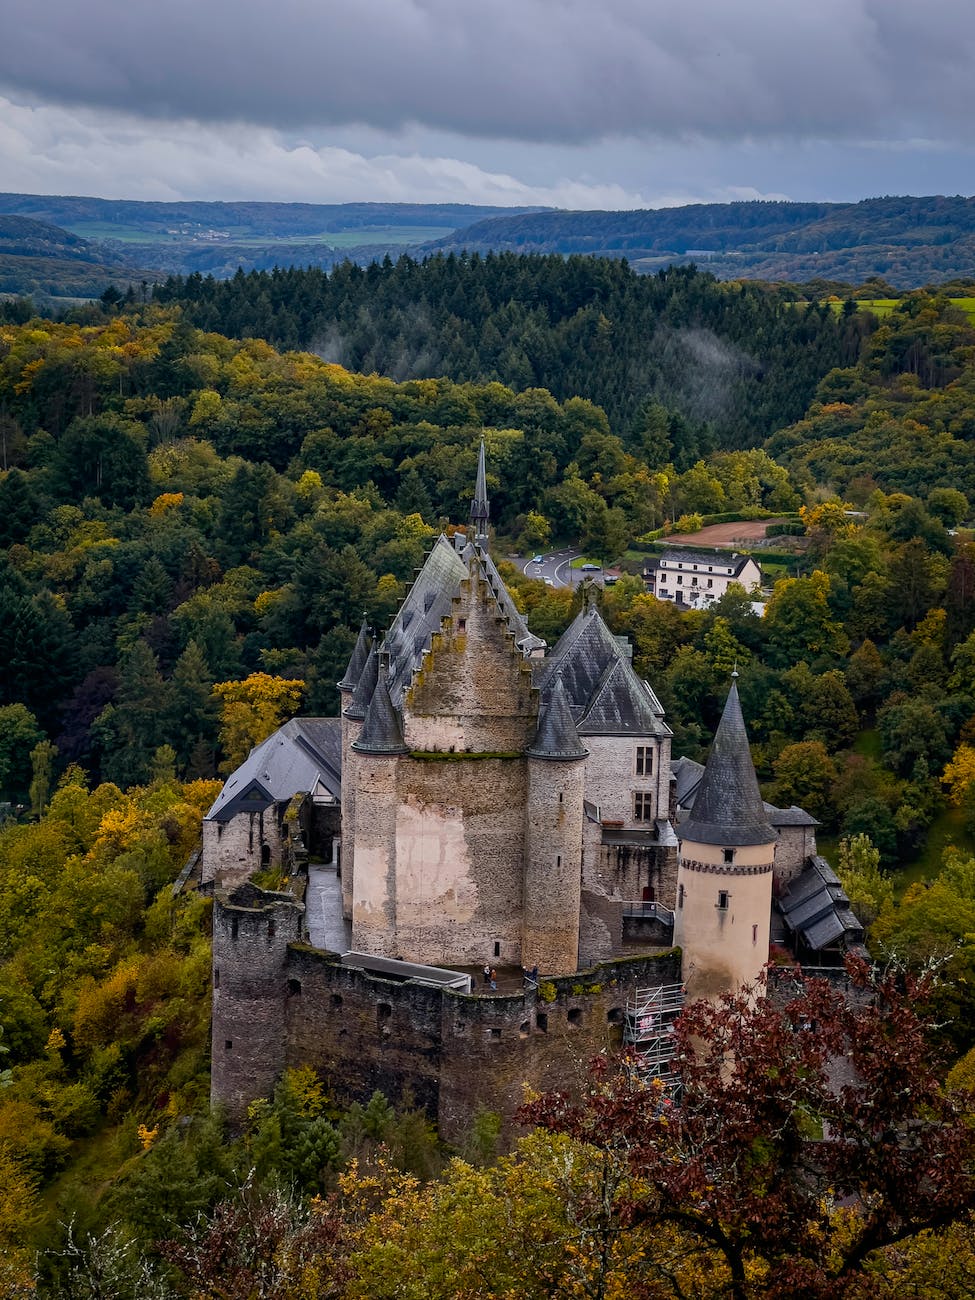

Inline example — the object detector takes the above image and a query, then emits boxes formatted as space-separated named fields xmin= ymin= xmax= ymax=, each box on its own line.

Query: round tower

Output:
xmin=523 ymin=677 xmax=588 ymax=975
xmin=339 ymin=636 xmax=377 ymax=921
xmin=673 ymin=674 xmax=776 ymax=1001
xmin=350 ymin=659 xmax=408 ymax=958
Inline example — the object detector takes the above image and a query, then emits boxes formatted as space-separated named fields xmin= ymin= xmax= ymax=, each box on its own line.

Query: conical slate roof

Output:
xmin=337 ymin=618 xmax=371 ymax=692
xmin=353 ymin=663 xmax=408 ymax=755
xmin=470 ymin=436 xmax=490 ymax=539
xmin=679 ymin=677 xmax=776 ymax=847
xmin=527 ymin=677 xmax=588 ymax=761
xmin=344 ymin=643 xmax=379 ymax=720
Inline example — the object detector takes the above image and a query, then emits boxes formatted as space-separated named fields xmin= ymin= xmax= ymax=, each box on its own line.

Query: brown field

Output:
xmin=666 ymin=518 xmax=794 ymax=547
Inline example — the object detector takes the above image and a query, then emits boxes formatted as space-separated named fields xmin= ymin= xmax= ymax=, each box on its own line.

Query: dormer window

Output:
xmin=723 ymin=847 xmax=735 ymax=864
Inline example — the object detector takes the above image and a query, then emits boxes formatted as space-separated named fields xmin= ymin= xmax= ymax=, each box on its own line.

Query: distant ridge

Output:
xmin=421 ymin=195 xmax=975 ymax=287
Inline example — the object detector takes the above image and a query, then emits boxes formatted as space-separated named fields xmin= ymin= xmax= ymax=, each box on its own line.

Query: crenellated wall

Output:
xmin=211 ymin=904 xmax=683 ymax=1142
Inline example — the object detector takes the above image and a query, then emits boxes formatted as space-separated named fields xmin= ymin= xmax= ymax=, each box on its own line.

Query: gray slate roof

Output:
xmin=527 ymin=676 xmax=588 ymax=760
xmin=355 ymin=665 xmax=409 ymax=754
xmin=777 ymin=856 xmax=865 ymax=953
xmin=205 ymin=718 xmax=342 ymax=823
xmin=651 ymin=548 xmax=759 ymax=575
xmin=338 ymin=620 xmax=372 ymax=692
xmin=345 ymin=643 xmax=378 ymax=720
xmin=537 ymin=606 xmax=670 ymax=739
xmin=679 ymin=678 xmax=777 ymax=847
xmin=382 ymin=535 xmax=544 ymax=712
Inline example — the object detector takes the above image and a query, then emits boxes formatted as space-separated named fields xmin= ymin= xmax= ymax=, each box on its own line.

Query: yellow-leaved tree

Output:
xmin=213 ymin=674 xmax=304 ymax=772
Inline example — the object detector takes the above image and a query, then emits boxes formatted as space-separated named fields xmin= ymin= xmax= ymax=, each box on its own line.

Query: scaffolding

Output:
xmin=623 ymin=983 xmax=686 ymax=1092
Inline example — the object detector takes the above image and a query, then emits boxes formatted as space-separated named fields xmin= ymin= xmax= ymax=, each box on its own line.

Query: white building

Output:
xmin=644 ymin=547 xmax=762 ymax=608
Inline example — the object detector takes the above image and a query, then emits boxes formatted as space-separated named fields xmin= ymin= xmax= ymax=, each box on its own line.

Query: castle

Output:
xmin=205 ymin=444 xmax=862 ymax=1138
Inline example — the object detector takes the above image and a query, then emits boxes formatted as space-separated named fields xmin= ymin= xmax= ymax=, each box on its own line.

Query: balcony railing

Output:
xmin=622 ymin=901 xmax=675 ymax=926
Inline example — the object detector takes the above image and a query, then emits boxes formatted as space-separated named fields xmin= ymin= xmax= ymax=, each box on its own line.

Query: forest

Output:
xmin=2 ymin=258 xmax=975 ymax=1293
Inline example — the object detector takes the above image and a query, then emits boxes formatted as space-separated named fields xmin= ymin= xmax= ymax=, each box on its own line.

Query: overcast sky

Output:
xmin=1 ymin=0 xmax=973 ymax=208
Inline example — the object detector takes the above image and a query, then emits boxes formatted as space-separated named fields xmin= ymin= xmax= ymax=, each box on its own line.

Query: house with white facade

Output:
xmin=643 ymin=548 xmax=762 ymax=608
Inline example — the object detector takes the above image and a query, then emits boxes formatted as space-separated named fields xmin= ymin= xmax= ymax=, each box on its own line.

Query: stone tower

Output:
xmin=673 ymin=674 xmax=776 ymax=1000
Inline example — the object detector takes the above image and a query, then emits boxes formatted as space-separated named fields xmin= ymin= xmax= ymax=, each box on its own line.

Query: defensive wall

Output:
xmin=211 ymin=882 xmax=681 ymax=1142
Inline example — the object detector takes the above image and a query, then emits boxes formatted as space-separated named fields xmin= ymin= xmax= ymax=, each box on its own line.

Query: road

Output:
xmin=515 ymin=548 xmax=599 ymax=589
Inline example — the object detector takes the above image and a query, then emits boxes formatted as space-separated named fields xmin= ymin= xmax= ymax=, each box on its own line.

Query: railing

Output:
xmin=622 ymin=901 xmax=675 ymax=926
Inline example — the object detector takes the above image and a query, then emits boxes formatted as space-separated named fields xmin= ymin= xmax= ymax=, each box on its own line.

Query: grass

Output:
xmin=853 ymin=728 xmax=883 ymax=762
xmin=570 ymin=556 xmax=604 ymax=569
xmin=896 ymin=804 xmax=975 ymax=895
xmin=66 ymin=222 xmax=455 ymax=248
xmin=822 ymin=297 xmax=975 ymax=324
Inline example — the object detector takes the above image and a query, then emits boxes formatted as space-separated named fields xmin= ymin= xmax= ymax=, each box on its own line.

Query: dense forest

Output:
xmin=4 ymin=262 xmax=975 ymax=1292
xmin=154 ymin=258 xmax=866 ymax=442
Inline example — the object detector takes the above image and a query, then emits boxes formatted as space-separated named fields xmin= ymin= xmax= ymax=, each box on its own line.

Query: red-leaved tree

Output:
xmin=521 ymin=958 xmax=975 ymax=1300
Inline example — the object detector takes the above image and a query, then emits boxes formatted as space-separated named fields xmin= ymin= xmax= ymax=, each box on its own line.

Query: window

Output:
xmin=634 ymin=792 xmax=653 ymax=821
xmin=536 ymin=1012 xmax=549 ymax=1033
xmin=676 ymin=575 xmax=683 ymax=585
xmin=678 ymin=883 xmax=685 ymax=909
xmin=230 ymin=917 xmax=239 ymax=940
xmin=636 ymin=746 xmax=653 ymax=776
xmin=567 ymin=1008 xmax=582 ymax=1026
xmin=691 ymin=576 xmax=698 ymax=586
xmin=707 ymin=578 xmax=713 ymax=587
xmin=677 ymin=562 xmax=683 ymax=569
xmin=225 ymin=1040 xmax=233 ymax=1051
xmin=493 ymin=940 xmax=501 ymax=957
xmin=457 ymin=618 xmax=466 ymax=631
xmin=287 ymin=978 xmax=301 ymax=996
xmin=717 ymin=890 xmax=730 ymax=911
xmin=723 ymin=847 xmax=735 ymax=864
xmin=752 ymin=924 xmax=759 ymax=944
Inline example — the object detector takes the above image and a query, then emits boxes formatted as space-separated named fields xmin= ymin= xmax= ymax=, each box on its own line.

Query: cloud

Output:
xmin=1 ymin=0 xmax=973 ymax=147
xmin=0 ymin=96 xmax=662 ymax=207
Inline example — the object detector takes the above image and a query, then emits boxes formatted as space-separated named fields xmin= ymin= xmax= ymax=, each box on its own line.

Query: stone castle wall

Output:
xmin=212 ymin=888 xmax=682 ymax=1142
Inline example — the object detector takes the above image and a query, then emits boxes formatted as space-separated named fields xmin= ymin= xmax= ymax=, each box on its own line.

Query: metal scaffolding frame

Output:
xmin=623 ymin=982 xmax=686 ymax=1090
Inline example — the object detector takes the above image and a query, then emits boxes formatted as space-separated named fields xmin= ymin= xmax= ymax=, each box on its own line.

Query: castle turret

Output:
xmin=338 ymin=620 xmax=372 ymax=920
xmin=524 ymin=677 xmax=588 ymax=974
xmin=350 ymin=660 xmax=408 ymax=957
xmin=211 ymin=883 xmax=304 ymax=1117
xmin=673 ymin=674 xmax=776 ymax=1000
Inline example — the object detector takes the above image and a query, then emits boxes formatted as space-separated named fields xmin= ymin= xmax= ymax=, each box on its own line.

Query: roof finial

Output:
xmin=732 ymin=660 xmax=739 ymax=680
xmin=470 ymin=436 xmax=490 ymax=546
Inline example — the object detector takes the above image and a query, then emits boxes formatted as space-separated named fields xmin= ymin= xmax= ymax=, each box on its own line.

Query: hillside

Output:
xmin=0 ymin=214 xmax=157 ymax=299
xmin=0 ymin=193 xmax=546 ymax=282
xmin=425 ymin=195 xmax=975 ymax=287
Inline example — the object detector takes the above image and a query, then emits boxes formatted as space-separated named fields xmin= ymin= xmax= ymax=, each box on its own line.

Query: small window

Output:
xmin=556 ymin=854 xmax=561 ymax=868
xmin=717 ymin=890 xmax=730 ymax=911
xmin=457 ymin=617 xmax=466 ymax=631
xmin=488 ymin=1027 xmax=501 ymax=1040
xmin=752 ymin=924 xmax=758 ymax=944
xmin=634 ymin=792 xmax=653 ymax=822
xmin=519 ymin=1021 xmax=530 ymax=1039
xmin=214 ymin=968 xmax=220 ymax=989
xmin=377 ymin=1003 xmax=392 ymax=1029
xmin=536 ymin=1012 xmax=548 ymax=1033
xmin=691 ymin=576 xmax=698 ymax=586
xmin=567 ymin=1008 xmax=582 ymax=1026
xmin=493 ymin=940 xmax=501 ymax=957
xmin=707 ymin=578 xmax=713 ymax=587
xmin=225 ymin=1040 xmax=233 ymax=1051
xmin=267 ymin=917 xmax=275 ymax=940
xmin=678 ymin=883 xmax=685 ymax=909
xmin=676 ymin=575 xmax=683 ymax=585
xmin=607 ymin=1008 xmax=624 ymax=1025
xmin=331 ymin=993 xmax=343 ymax=1007
xmin=723 ymin=847 xmax=735 ymax=864
xmin=636 ymin=746 xmax=653 ymax=776
xmin=230 ymin=917 xmax=239 ymax=940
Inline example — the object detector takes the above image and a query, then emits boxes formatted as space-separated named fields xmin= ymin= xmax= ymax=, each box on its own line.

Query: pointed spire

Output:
xmin=527 ymin=677 xmax=589 ymax=761
xmin=353 ymin=656 xmax=408 ymax=755
xmin=344 ymin=642 xmax=379 ymax=720
xmin=337 ymin=616 xmax=372 ymax=692
xmin=470 ymin=436 xmax=490 ymax=544
xmin=680 ymin=677 xmax=775 ymax=847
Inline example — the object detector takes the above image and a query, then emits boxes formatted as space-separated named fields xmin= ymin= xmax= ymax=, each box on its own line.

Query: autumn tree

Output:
xmin=213 ymin=673 xmax=304 ymax=771
xmin=523 ymin=960 xmax=975 ymax=1300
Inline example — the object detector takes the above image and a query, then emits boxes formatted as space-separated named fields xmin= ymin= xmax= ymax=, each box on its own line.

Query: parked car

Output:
xmin=581 ymin=562 xmax=601 ymax=571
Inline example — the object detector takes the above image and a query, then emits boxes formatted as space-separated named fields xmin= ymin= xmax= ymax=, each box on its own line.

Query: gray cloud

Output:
xmin=2 ymin=0 xmax=974 ymax=146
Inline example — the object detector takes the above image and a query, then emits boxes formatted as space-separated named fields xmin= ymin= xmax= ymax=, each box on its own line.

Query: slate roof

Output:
xmin=536 ymin=606 xmax=670 ymax=739
xmin=382 ymin=535 xmax=544 ymax=710
xmin=384 ymin=535 xmax=468 ymax=708
xmin=338 ymin=619 xmax=372 ymax=692
xmin=527 ymin=676 xmax=588 ymax=760
xmin=205 ymin=718 xmax=342 ymax=823
xmin=354 ymin=664 xmax=409 ymax=754
xmin=679 ymin=678 xmax=777 ymax=847
xmin=344 ymin=643 xmax=378 ymax=720
xmin=652 ymin=548 xmax=760 ymax=575
xmin=777 ymin=856 xmax=864 ymax=953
